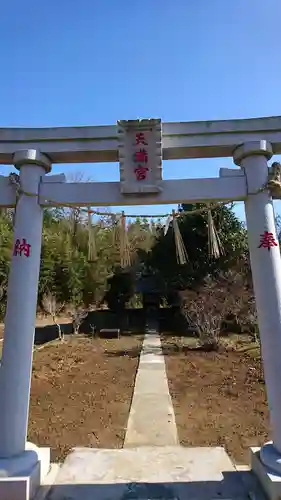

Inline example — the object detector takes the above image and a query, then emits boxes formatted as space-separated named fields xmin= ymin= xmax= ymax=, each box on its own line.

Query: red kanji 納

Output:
xmin=13 ymin=238 xmax=31 ymax=258
xmin=134 ymin=165 xmax=149 ymax=181
xmin=258 ymin=231 xmax=278 ymax=251
xmin=135 ymin=132 xmax=148 ymax=145
xmin=134 ymin=148 xmax=148 ymax=163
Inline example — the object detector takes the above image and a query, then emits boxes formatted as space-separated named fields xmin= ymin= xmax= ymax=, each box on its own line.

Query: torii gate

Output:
xmin=0 ymin=116 xmax=281 ymax=499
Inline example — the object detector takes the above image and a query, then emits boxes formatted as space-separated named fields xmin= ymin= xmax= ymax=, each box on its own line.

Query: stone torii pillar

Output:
xmin=0 ymin=150 xmax=51 ymax=476
xmin=234 ymin=141 xmax=281 ymax=476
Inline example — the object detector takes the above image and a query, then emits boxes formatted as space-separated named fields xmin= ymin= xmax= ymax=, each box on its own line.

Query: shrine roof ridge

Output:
xmin=0 ymin=115 xmax=281 ymax=164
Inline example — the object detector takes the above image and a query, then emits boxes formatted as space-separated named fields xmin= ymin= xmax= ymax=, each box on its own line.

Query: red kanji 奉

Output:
xmin=258 ymin=231 xmax=278 ymax=251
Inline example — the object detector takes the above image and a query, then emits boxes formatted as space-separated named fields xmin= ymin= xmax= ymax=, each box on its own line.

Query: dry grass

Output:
xmin=28 ymin=334 xmax=143 ymax=462
xmin=162 ymin=336 xmax=267 ymax=465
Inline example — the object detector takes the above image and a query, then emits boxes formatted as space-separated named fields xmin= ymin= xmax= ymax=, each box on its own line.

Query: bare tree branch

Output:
xmin=42 ymin=292 xmax=65 ymax=341
xmin=71 ymin=308 xmax=88 ymax=335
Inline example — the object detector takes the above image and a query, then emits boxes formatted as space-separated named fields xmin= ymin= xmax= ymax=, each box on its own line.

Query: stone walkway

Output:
xmin=37 ymin=332 xmax=265 ymax=500
xmin=124 ymin=333 xmax=178 ymax=447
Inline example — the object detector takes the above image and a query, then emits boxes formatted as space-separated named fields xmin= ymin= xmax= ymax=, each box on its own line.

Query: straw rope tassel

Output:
xmin=172 ymin=210 xmax=188 ymax=265
xmin=112 ymin=214 xmax=120 ymax=246
xmin=87 ymin=208 xmax=98 ymax=262
xmin=207 ymin=208 xmax=224 ymax=259
xmin=150 ymin=220 xmax=156 ymax=235
xmin=120 ymin=211 xmax=131 ymax=268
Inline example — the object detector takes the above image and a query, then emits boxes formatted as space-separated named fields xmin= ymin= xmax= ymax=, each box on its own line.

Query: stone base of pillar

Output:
xmin=0 ymin=442 xmax=50 ymax=500
xmin=251 ymin=444 xmax=281 ymax=500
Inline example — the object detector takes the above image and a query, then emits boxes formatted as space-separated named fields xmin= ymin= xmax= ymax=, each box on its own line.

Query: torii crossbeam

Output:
xmin=0 ymin=115 xmax=281 ymax=163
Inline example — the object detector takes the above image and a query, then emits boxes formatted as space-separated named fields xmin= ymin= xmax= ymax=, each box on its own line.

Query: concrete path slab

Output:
xmin=124 ymin=334 xmax=178 ymax=447
xmin=45 ymin=446 xmax=251 ymax=500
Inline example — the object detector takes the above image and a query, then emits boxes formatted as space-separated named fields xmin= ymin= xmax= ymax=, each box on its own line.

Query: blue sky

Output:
xmin=0 ymin=0 xmax=281 ymax=220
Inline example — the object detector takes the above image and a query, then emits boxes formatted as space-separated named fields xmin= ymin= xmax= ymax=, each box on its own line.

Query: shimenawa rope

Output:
xmin=8 ymin=161 xmax=281 ymax=266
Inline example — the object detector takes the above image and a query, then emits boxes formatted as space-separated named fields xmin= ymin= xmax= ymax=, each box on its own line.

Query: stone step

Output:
xmin=43 ymin=446 xmax=254 ymax=500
